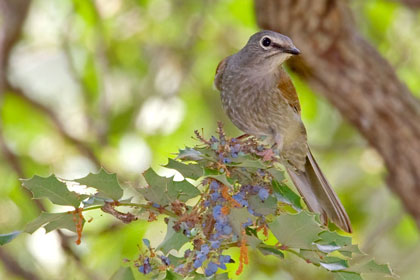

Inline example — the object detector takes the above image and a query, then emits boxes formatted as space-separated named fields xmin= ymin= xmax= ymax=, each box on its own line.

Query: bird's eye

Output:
xmin=261 ymin=37 xmax=271 ymax=47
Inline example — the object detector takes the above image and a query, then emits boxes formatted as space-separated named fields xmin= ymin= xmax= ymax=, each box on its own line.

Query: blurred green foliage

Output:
xmin=1 ymin=0 xmax=420 ymax=279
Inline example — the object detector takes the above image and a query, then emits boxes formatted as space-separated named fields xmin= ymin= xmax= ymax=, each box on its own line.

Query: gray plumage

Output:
xmin=215 ymin=30 xmax=352 ymax=233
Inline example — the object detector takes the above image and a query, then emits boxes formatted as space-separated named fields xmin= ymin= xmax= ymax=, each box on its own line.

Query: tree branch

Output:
xmin=0 ymin=248 xmax=40 ymax=280
xmin=254 ymin=0 xmax=420 ymax=227
xmin=5 ymin=83 xmax=101 ymax=167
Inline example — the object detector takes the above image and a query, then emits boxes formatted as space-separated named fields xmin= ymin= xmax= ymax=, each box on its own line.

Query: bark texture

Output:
xmin=254 ymin=0 xmax=420 ymax=226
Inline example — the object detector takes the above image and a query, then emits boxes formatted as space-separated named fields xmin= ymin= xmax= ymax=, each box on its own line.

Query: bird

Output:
xmin=214 ymin=30 xmax=352 ymax=233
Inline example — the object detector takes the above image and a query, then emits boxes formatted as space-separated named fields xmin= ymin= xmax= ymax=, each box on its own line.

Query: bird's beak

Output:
xmin=284 ymin=47 xmax=301 ymax=55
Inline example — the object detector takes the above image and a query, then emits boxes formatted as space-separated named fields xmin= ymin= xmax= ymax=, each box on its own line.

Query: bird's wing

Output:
xmin=214 ymin=56 xmax=229 ymax=91
xmin=277 ymin=67 xmax=301 ymax=114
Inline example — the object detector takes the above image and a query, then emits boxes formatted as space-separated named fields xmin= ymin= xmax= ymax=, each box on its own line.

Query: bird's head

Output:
xmin=238 ymin=30 xmax=300 ymax=68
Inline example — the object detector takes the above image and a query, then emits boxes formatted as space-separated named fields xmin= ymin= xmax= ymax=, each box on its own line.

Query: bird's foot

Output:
xmin=257 ymin=148 xmax=276 ymax=161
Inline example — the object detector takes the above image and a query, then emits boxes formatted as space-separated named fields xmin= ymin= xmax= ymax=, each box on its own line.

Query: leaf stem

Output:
xmin=83 ymin=202 xmax=177 ymax=218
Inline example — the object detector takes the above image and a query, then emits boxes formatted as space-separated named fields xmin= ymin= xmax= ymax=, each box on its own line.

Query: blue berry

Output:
xmin=210 ymin=181 xmax=219 ymax=190
xmin=223 ymin=157 xmax=231 ymax=164
xmin=233 ymin=143 xmax=241 ymax=152
xmin=205 ymin=262 xmax=218 ymax=277
xmin=160 ymin=255 xmax=170 ymax=266
xmin=213 ymin=205 xmax=222 ymax=219
xmin=218 ymin=255 xmax=232 ymax=270
xmin=220 ymin=255 xmax=231 ymax=263
xmin=152 ymin=203 xmax=160 ymax=208
xmin=258 ymin=188 xmax=269 ymax=201
xmin=222 ymin=225 xmax=232 ymax=235
xmin=201 ymin=244 xmax=210 ymax=255
xmin=193 ymin=258 xmax=203 ymax=268
xmin=138 ymin=258 xmax=151 ymax=274
xmin=211 ymin=240 xmax=220 ymax=249
xmin=211 ymin=192 xmax=220 ymax=200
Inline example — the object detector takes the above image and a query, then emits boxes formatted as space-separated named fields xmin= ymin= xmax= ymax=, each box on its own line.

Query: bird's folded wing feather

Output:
xmin=214 ymin=57 xmax=229 ymax=91
xmin=277 ymin=67 xmax=301 ymax=114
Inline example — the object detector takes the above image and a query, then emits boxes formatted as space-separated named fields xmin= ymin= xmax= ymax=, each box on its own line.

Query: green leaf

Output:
xmin=164 ymin=158 xmax=203 ymax=180
xmin=248 ymin=195 xmax=277 ymax=215
xmin=228 ymin=207 xmax=255 ymax=236
xmin=268 ymin=168 xmax=285 ymax=182
xmin=227 ymin=157 xmax=267 ymax=169
xmin=176 ymin=147 xmax=203 ymax=161
xmin=169 ymin=181 xmax=201 ymax=202
xmin=333 ymin=272 xmax=363 ymax=280
xmin=75 ymin=168 xmax=123 ymax=200
xmin=140 ymin=168 xmax=200 ymax=205
xmin=0 ymin=231 xmax=21 ymax=246
xmin=25 ymin=212 xmax=79 ymax=233
xmin=272 ymin=180 xmax=302 ymax=210
xmin=206 ymin=174 xmax=233 ymax=188
xmin=110 ymin=267 xmax=135 ymax=280
xmin=339 ymin=245 xmax=362 ymax=257
xmin=268 ymin=212 xmax=322 ymax=249
xmin=44 ymin=212 xmax=83 ymax=233
xmin=164 ymin=271 xmax=184 ymax=280
xmin=315 ymin=231 xmax=353 ymax=253
xmin=258 ymin=245 xmax=284 ymax=259
xmin=22 ymin=175 xmax=85 ymax=207
xmin=346 ymin=259 xmax=395 ymax=276
xmin=158 ymin=220 xmax=189 ymax=254
xmin=320 ymin=256 xmax=349 ymax=271
xmin=299 ymin=249 xmax=326 ymax=265
xmin=317 ymin=231 xmax=352 ymax=247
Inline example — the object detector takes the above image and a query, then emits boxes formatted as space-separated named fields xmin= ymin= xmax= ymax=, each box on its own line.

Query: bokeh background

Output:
xmin=1 ymin=0 xmax=420 ymax=279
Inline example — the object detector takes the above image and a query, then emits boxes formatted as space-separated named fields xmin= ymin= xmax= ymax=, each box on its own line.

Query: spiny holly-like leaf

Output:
xmin=158 ymin=220 xmax=189 ymax=254
xmin=0 ymin=231 xmax=21 ymax=246
xmin=165 ymin=158 xmax=203 ymax=180
xmin=248 ymin=195 xmax=277 ymax=216
xmin=272 ymin=180 xmax=302 ymax=210
xmin=22 ymin=175 xmax=85 ymax=207
xmin=140 ymin=168 xmax=200 ymax=205
xmin=75 ymin=168 xmax=123 ymax=200
xmin=258 ymin=245 xmax=285 ymax=259
xmin=110 ymin=267 xmax=135 ymax=280
xmin=320 ymin=256 xmax=349 ymax=271
xmin=25 ymin=212 xmax=78 ymax=233
xmin=268 ymin=211 xmax=322 ymax=249
xmin=346 ymin=259 xmax=395 ymax=276
xmin=333 ymin=272 xmax=363 ymax=280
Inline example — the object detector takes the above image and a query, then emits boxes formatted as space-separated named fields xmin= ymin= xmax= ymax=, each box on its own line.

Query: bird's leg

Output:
xmin=274 ymin=133 xmax=284 ymax=153
xmin=256 ymin=134 xmax=283 ymax=161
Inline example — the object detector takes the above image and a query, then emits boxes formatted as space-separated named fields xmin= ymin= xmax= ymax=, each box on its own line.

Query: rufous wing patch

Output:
xmin=214 ymin=57 xmax=228 ymax=91
xmin=277 ymin=68 xmax=301 ymax=114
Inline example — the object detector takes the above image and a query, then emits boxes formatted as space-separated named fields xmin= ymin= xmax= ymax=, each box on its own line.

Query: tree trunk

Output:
xmin=254 ymin=0 xmax=420 ymax=227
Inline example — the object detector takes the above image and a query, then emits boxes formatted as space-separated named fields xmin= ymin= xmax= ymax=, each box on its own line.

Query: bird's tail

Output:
xmin=286 ymin=149 xmax=352 ymax=233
